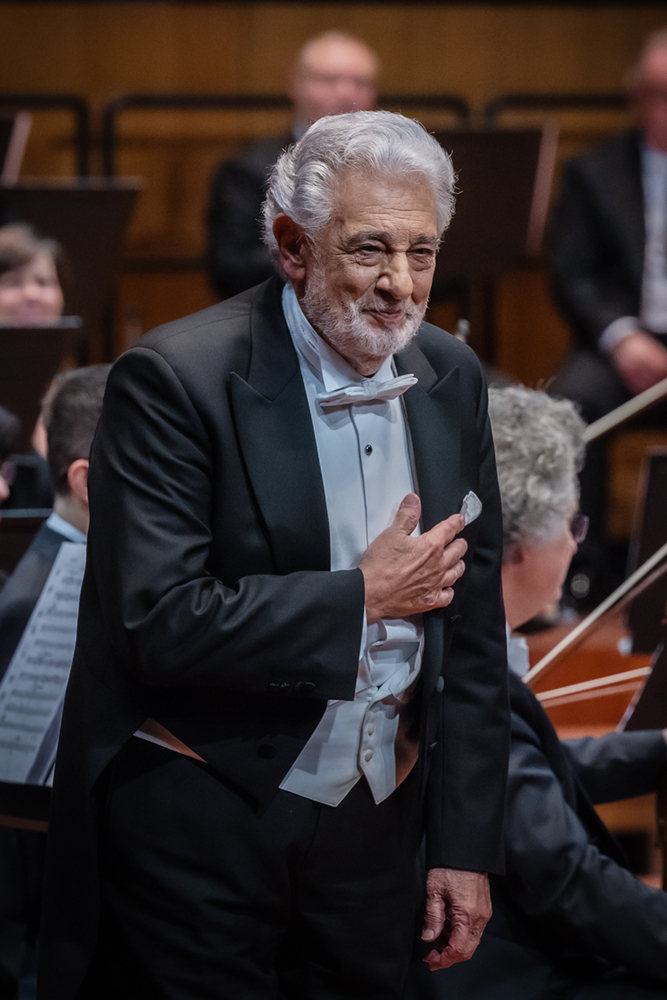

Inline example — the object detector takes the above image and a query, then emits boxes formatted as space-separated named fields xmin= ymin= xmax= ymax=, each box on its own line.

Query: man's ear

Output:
xmin=67 ymin=458 xmax=89 ymax=509
xmin=273 ymin=214 xmax=308 ymax=283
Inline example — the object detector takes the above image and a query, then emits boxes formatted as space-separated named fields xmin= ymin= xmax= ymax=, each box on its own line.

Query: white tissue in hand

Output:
xmin=459 ymin=491 xmax=482 ymax=526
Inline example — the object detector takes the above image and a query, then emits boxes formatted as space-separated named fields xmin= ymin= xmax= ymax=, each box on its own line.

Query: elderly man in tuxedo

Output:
xmin=39 ymin=110 xmax=509 ymax=1000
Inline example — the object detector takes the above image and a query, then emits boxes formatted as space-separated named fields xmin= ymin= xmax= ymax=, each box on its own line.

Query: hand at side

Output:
xmin=611 ymin=330 xmax=667 ymax=396
xmin=421 ymin=868 xmax=492 ymax=971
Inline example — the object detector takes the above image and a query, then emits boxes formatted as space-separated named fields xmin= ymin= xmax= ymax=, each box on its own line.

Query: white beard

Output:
xmin=301 ymin=263 xmax=427 ymax=367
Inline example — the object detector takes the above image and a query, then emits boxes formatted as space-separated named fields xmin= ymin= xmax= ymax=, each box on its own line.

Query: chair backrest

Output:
xmin=627 ymin=448 xmax=667 ymax=653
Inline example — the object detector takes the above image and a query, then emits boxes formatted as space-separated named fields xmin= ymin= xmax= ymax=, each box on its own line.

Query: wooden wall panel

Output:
xmin=1 ymin=3 xmax=665 ymax=368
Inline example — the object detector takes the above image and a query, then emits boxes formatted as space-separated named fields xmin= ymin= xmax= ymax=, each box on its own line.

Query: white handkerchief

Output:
xmin=460 ymin=491 xmax=482 ymax=526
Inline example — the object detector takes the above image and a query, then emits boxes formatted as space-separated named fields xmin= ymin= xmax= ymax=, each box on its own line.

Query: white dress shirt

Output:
xmin=45 ymin=511 xmax=87 ymax=545
xmin=279 ymin=283 xmax=424 ymax=807
xmin=506 ymin=623 xmax=530 ymax=678
xmin=600 ymin=144 xmax=667 ymax=352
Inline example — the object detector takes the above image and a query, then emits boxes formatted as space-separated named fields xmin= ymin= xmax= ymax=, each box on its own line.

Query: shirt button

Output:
xmin=365 ymin=750 xmax=373 ymax=762
xmin=367 ymin=724 xmax=374 ymax=735
xmin=364 ymin=444 xmax=373 ymax=456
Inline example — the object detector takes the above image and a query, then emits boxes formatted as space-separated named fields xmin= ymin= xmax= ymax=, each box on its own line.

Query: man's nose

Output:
xmin=377 ymin=253 xmax=413 ymax=300
xmin=334 ymin=76 xmax=366 ymax=106
xmin=21 ymin=281 xmax=41 ymax=300
xmin=0 ymin=476 xmax=9 ymax=503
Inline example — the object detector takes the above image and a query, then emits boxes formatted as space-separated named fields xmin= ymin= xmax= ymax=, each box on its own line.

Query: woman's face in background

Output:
xmin=0 ymin=251 xmax=64 ymax=325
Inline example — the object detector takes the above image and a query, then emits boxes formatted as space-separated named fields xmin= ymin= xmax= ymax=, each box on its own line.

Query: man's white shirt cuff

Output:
xmin=598 ymin=316 xmax=640 ymax=354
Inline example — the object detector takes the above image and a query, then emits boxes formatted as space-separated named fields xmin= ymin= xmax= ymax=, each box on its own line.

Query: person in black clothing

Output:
xmin=0 ymin=405 xmax=19 ymax=588
xmin=0 ymin=406 xmax=18 ymax=512
xmin=405 ymin=386 xmax=667 ymax=1000
xmin=0 ymin=365 xmax=109 ymax=1000
xmin=206 ymin=30 xmax=379 ymax=298
xmin=549 ymin=29 xmax=667 ymax=604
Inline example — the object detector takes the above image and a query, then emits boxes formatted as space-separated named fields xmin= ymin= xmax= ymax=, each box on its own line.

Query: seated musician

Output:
xmin=0 ymin=223 xmax=64 ymax=326
xmin=0 ymin=364 xmax=108 ymax=1000
xmin=0 ymin=406 xmax=18 ymax=512
xmin=405 ymin=385 xmax=667 ymax=1000
xmin=0 ymin=222 xmax=68 ymax=506
xmin=0 ymin=405 xmax=19 ymax=590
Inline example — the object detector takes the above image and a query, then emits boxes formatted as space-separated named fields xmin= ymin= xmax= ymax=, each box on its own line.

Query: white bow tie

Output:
xmin=316 ymin=374 xmax=418 ymax=409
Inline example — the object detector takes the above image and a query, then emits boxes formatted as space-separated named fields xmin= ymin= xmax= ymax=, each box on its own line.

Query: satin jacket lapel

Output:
xmin=396 ymin=338 xmax=461 ymax=692
xmin=229 ymin=280 xmax=330 ymax=575
xmin=396 ymin=339 xmax=461 ymax=530
xmin=612 ymin=132 xmax=645 ymax=286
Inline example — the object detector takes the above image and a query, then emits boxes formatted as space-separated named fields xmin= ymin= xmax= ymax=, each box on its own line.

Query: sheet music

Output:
xmin=0 ymin=542 xmax=86 ymax=784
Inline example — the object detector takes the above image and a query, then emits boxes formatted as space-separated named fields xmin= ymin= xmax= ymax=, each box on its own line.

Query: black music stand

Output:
xmin=620 ymin=640 xmax=667 ymax=733
xmin=0 ymin=320 xmax=84 ymax=453
xmin=0 ymin=511 xmax=50 ymax=577
xmin=431 ymin=125 xmax=557 ymax=359
xmin=627 ymin=450 xmax=667 ymax=654
xmin=0 ymin=112 xmax=30 ymax=184
xmin=0 ymin=179 xmax=141 ymax=360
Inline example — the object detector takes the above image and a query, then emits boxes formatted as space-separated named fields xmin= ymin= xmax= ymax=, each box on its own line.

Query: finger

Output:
xmin=413 ymin=587 xmax=456 ymax=614
xmin=392 ymin=493 xmax=422 ymax=536
xmin=425 ymin=921 xmax=480 ymax=970
xmin=441 ymin=537 xmax=468 ymax=567
xmin=422 ymin=512 xmax=465 ymax=549
xmin=440 ymin=559 xmax=466 ymax=589
xmin=421 ymin=890 xmax=446 ymax=944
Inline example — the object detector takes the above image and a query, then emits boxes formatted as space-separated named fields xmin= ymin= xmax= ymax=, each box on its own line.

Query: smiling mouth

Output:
xmin=365 ymin=308 xmax=407 ymax=321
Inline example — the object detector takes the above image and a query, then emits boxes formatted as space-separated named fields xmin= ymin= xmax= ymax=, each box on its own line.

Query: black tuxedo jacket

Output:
xmin=39 ymin=277 xmax=509 ymax=999
xmin=206 ymin=135 xmax=290 ymax=298
xmin=406 ymin=670 xmax=667 ymax=1000
xmin=550 ymin=130 xmax=646 ymax=351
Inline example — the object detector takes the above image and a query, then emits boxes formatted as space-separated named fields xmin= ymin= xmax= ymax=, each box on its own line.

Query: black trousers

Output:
xmin=0 ymin=827 xmax=46 ymax=999
xmin=81 ymin=738 xmax=422 ymax=1000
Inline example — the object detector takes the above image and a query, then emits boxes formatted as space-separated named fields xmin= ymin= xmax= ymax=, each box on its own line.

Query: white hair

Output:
xmin=262 ymin=110 xmax=456 ymax=261
xmin=488 ymin=386 xmax=586 ymax=551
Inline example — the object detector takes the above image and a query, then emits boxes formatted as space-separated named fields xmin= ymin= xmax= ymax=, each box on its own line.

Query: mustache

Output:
xmin=359 ymin=299 xmax=420 ymax=317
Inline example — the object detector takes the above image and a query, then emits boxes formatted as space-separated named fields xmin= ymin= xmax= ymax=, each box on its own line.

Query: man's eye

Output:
xmin=409 ymin=248 xmax=436 ymax=265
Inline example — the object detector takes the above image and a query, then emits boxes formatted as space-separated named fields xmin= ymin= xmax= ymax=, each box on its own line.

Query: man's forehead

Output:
xmin=640 ymin=45 xmax=667 ymax=87
xmin=302 ymin=39 xmax=377 ymax=77
xmin=329 ymin=173 xmax=438 ymax=237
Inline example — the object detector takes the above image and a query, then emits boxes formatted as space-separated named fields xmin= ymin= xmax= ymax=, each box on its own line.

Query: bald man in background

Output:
xmin=549 ymin=28 xmax=667 ymax=606
xmin=206 ymin=31 xmax=379 ymax=298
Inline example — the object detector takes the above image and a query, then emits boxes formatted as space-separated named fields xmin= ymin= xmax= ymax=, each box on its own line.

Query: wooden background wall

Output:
xmin=1 ymin=2 xmax=665 ymax=381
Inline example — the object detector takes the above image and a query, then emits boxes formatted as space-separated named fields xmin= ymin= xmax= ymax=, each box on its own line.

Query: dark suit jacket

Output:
xmin=206 ymin=134 xmax=290 ymax=298
xmin=550 ymin=130 xmax=646 ymax=351
xmin=0 ymin=522 xmax=69 ymax=679
xmin=38 ymin=276 xmax=510 ymax=999
xmin=405 ymin=669 xmax=667 ymax=1000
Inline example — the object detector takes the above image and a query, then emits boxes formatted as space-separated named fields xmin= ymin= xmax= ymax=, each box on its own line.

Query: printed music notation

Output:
xmin=0 ymin=542 xmax=86 ymax=785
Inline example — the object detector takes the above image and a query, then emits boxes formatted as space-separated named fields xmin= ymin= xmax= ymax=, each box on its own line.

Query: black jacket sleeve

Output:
xmin=503 ymin=712 xmax=667 ymax=982
xmin=425 ymin=366 xmax=509 ymax=876
xmin=549 ymin=146 xmax=644 ymax=350
xmin=205 ymin=138 xmax=287 ymax=299
xmin=564 ymin=730 xmax=667 ymax=804
xmin=87 ymin=347 xmax=365 ymax=703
